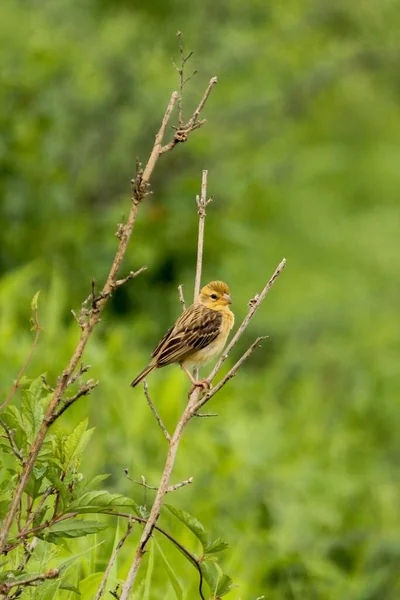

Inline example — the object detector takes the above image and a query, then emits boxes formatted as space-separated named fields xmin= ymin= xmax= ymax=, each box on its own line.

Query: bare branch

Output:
xmin=194 ymin=170 xmax=211 ymax=301
xmin=167 ymin=477 xmax=194 ymax=492
xmin=207 ymin=258 xmax=287 ymax=384
xmin=192 ymin=170 xmax=211 ymax=383
xmin=92 ymin=266 xmax=147 ymax=307
xmin=95 ymin=519 xmax=134 ymax=600
xmin=159 ymin=78 xmax=218 ymax=155
xmin=178 ymin=284 xmax=186 ymax=311
xmin=193 ymin=412 xmax=218 ymax=418
xmin=47 ymin=380 xmax=98 ymax=425
xmin=187 ymin=76 xmax=218 ymax=129
xmin=143 ymin=381 xmax=170 ymax=441
xmin=17 ymin=538 xmax=38 ymax=573
xmin=0 ymin=569 xmax=59 ymax=594
xmin=24 ymin=487 xmax=54 ymax=530
xmin=172 ymin=31 xmax=195 ymax=127
xmin=67 ymin=363 xmax=91 ymax=386
xmin=194 ymin=337 xmax=266 ymax=413
xmin=130 ymin=475 xmax=193 ymax=493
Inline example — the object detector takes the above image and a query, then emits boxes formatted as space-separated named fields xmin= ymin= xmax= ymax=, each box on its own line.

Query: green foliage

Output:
xmin=1 ymin=0 xmax=400 ymax=598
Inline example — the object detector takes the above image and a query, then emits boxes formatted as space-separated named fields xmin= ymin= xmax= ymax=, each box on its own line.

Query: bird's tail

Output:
xmin=130 ymin=364 xmax=156 ymax=388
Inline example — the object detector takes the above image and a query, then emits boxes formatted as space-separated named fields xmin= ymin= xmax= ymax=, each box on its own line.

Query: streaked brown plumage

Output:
xmin=130 ymin=281 xmax=234 ymax=389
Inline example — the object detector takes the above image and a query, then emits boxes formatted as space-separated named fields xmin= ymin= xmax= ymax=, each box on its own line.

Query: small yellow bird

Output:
xmin=130 ymin=281 xmax=234 ymax=391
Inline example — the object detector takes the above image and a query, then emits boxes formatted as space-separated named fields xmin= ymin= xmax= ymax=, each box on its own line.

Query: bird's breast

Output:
xmin=183 ymin=309 xmax=234 ymax=368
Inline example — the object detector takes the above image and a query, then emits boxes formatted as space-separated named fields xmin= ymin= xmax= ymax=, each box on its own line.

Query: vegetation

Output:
xmin=1 ymin=0 xmax=399 ymax=598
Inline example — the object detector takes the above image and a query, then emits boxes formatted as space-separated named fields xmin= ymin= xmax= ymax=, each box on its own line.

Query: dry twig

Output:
xmin=47 ymin=380 xmax=98 ymax=425
xmin=194 ymin=170 xmax=212 ymax=301
xmin=0 ymin=569 xmax=59 ymax=595
xmin=143 ymin=381 xmax=170 ymax=441
xmin=130 ymin=475 xmax=193 ymax=493
xmin=178 ymin=284 xmax=187 ymax=311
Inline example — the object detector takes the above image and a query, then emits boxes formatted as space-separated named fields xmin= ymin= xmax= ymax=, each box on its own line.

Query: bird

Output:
xmin=130 ymin=281 xmax=234 ymax=392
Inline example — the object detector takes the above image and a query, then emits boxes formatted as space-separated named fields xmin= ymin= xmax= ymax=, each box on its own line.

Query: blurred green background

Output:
xmin=1 ymin=0 xmax=400 ymax=597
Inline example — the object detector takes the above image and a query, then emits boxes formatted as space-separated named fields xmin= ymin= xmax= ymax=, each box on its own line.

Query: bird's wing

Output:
xmin=151 ymin=325 xmax=174 ymax=359
xmin=153 ymin=304 xmax=223 ymax=366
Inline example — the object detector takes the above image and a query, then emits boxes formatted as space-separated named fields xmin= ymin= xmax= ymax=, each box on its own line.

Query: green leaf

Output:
xmin=46 ymin=466 xmax=70 ymax=508
xmin=0 ymin=570 xmax=28 ymax=584
xmin=79 ymin=573 xmax=104 ymax=600
xmin=154 ymin=537 xmax=183 ymax=600
xmin=0 ymin=500 xmax=10 ymax=518
xmin=200 ymin=563 xmax=234 ymax=598
xmin=3 ymin=406 xmax=27 ymax=451
xmin=200 ymin=562 xmax=219 ymax=595
xmin=33 ymin=506 xmax=49 ymax=528
xmin=59 ymin=581 xmax=81 ymax=595
xmin=205 ymin=538 xmax=229 ymax=555
xmin=67 ymin=490 xmax=137 ymax=514
xmin=22 ymin=376 xmax=45 ymax=441
xmin=58 ymin=540 xmax=105 ymax=574
xmin=84 ymin=473 xmax=110 ymax=490
xmin=40 ymin=518 xmax=108 ymax=543
xmin=165 ymin=504 xmax=208 ymax=549
xmin=61 ymin=419 xmax=94 ymax=470
xmin=216 ymin=573 xmax=234 ymax=597
xmin=31 ymin=290 xmax=40 ymax=311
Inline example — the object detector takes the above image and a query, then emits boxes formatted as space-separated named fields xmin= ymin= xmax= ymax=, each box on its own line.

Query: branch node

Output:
xmin=178 ymin=284 xmax=186 ymax=311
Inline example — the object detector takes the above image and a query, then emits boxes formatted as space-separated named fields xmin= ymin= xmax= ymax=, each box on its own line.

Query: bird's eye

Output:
xmin=210 ymin=293 xmax=218 ymax=300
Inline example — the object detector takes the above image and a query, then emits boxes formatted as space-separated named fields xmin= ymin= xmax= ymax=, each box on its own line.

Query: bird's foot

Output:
xmin=188 ymin=378 xmax=211 ymax=397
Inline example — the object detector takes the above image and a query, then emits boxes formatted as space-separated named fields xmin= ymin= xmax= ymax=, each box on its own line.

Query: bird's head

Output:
xmin=198 ymin=281 xmax=232 ymax=311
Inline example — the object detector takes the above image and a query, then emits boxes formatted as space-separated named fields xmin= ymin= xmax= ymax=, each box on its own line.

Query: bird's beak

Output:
xmin=222 ymin=293 xmax=232 ymax=305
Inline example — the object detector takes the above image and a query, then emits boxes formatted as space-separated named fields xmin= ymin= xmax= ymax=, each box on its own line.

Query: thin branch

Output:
xmin=172 ymin=32 xmax=195 ymax=127
xmin=0 ymin=569 xmax=59 ymax=594
xmin=178 ymin=284 xmax=186 ymax=311
xmin=131 ymin=475 xmax=193 ymax=493
xmin=94 ymin=518 xmax=134 ymax=600
xmin=194 ymin=337 xmax=266 ymax=414
xmin=0 ymin=419 xmax=24 ymax=464
xmin=67 ymin=363 xmax=91 ymax=386
xmin=187 ymin=77 xmax=218 ymax=129
xmin=143 ymin=381 xmax=170 ymax=441
xmin=0 ymin=299 xmax=41 ymax=413
xmin=47 ymin=380 xmax=98 ymax=425
xmin=92 ymin=266 xmax=147 ymax=307
xmin=17 ymin=538 xmax=38 ymax=572
xmin=194 ymin=170 xmax=212 ymax=301
xmin=24 ymin=487 xmax=54 ymax=530
xmin=192 ymin=171 xmax=211 ymax=383
xmin=159 ymin=77 xmax=217 ymax=155
xmin=167 ymin=477 xmax=194 ymax=492
xmin=207 ymin=258 xmax=287 ymax=385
